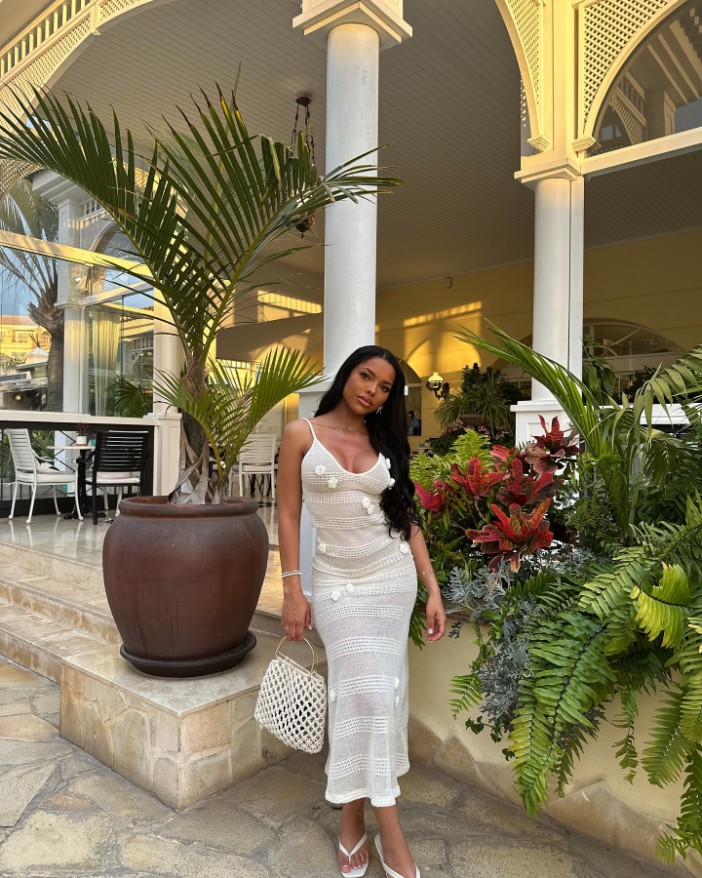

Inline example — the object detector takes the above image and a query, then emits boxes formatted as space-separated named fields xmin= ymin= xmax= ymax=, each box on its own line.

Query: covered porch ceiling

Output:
xmin=11 ymin=0 xmax=702 ymax=291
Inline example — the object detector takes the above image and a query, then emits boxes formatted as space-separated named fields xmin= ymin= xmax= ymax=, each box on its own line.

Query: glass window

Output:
xmin=84 ymin=294 xmax=154 ymax=416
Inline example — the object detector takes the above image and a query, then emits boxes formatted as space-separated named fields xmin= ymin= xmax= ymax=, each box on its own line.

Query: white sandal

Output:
xmin=375 ymin=835 xmax=420 ymax=878
xmin=339 ymin=831 xmax=369 ymax=878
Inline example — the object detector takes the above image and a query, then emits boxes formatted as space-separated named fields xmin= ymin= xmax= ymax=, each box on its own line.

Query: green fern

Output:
xmin=632 ymin=564 xmax=691 ymax=649
xmin=409 ymin=428 xmax=491 ymax=490
xmin=643 ymin=689 xmax=690 ymax=787
xmin=578 ymin=549 xmax=654 ymax=619
xmin=449 ymin=674 xmax=482 ymax=718
xmin=656 ymin=747 xmax=702 ymax=864
xmin=511 ymin=614 xmax=616 ymax=813
xmin=680 ymin=673 xmax=702 ymax=743
xmin=611 ymin=688 xmax=639 ymax=782
xmin=449 ymin=429 xmax=493 ymax=466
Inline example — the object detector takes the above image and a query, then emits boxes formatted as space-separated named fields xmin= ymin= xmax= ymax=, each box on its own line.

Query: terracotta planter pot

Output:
xmin=103 ymin=495 xmax=268 ymax=677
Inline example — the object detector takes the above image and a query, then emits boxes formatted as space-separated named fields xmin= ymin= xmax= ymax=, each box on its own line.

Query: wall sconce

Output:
xmin=13 ymin=393 xmax=24 ymax=402
xmin=426 ymin=372 xmax=450 ymax=400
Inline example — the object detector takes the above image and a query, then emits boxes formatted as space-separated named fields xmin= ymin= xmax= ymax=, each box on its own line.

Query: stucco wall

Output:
xmin=375 ymin=229 xmax=702 ymax=438
xmin=408 ymin=633 xmax=702 ymax=877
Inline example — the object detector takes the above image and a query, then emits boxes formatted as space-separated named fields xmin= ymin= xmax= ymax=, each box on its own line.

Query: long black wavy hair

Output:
xmin=315 ymin=345 xmax=418 ymax=540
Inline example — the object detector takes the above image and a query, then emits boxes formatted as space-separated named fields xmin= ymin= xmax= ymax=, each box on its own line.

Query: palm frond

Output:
xmin=0 ymin=84 xmax=399 ymax=367
xmin=455 ymin=325 xmax=607 ymax=457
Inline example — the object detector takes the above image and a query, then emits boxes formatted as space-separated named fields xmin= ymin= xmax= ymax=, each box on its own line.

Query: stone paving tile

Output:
xmin=0 ymin=655 xmax=686 ymax=878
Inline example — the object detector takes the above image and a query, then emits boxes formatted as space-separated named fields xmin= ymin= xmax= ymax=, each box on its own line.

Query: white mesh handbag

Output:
xmin=254 ymin=637 xmax=327 ymax=754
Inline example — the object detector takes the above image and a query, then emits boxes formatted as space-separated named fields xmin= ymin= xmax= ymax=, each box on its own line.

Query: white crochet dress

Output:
xmin=301 ymin=419 xmax=417 ymax=807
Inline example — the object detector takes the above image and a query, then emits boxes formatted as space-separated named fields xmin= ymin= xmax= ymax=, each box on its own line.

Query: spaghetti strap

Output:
xmin=303 ymin=418 xmax=318 ymax=441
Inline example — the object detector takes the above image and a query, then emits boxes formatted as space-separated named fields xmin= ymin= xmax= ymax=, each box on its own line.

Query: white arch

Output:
xmin=582 ymin=0 xmax=690 ymax=143
xmin=493 ymin=0 xmax=542 ymax=147
xmin=0 ymin=0 xmax=177 ymax=118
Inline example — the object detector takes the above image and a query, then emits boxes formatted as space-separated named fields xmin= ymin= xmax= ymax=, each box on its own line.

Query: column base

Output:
xmin=512 ymin=400 xmax=568 ymax=446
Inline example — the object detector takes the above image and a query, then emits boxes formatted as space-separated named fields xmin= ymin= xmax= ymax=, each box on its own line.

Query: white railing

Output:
xmin=0 ymin=0 xmax=94 ymax=80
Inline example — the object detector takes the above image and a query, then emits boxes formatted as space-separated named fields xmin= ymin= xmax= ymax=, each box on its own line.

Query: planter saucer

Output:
xmin=120 ymin=630 xmax=257 ymax=678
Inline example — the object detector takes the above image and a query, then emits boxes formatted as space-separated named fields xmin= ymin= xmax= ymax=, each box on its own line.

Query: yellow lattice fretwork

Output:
xmin=505 ymin=0 xmax=543 ymax=141
xmin=580 ymin=0 xmax=677 ymax=138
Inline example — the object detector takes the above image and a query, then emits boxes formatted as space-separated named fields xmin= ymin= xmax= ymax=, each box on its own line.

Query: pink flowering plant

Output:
xmin=410 ymin=418 xmax=578 ymax=584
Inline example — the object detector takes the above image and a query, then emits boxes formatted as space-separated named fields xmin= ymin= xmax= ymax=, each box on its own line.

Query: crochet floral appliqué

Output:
xmin=361 ymin=497 xmax=371 ymax=509
xmin=315 ymin=465 xmax=326 ymax=476
xmin=327 ymin=477 xmax=339 ymax=489
xmin=399 ymin=542 xmax=410 ymax=555
xmin=388 ymin=477 xmax=396 ymax=489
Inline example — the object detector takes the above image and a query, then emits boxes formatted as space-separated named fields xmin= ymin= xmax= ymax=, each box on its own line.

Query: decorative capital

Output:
xmin=293 ymin=0 xmax=412 ymax=50
xmin=515 ymin=156 xmax=582 ymax=188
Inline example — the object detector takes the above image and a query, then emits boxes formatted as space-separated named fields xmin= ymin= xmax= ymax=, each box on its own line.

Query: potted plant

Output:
xmin=0 ymin=83 xmax=398 ymax=676
xmin=74 ymin=423 xmax=90 ymax=445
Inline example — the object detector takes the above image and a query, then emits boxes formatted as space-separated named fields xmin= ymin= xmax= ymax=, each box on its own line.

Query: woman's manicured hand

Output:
xmin=425 ymin=592 xmax=446 ymax=642
xmin=282 ymin=586 xmax=311 ymax=642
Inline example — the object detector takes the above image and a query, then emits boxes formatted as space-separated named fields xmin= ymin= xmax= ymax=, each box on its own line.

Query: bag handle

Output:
xmin=276 ymin=636 xmax=319 ymax=673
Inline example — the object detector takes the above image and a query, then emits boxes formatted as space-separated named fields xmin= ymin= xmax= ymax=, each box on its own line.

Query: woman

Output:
xmin=277 ymin=345 xmax=446 ymax=878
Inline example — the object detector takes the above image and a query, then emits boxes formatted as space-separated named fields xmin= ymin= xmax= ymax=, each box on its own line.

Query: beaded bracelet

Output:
xmin=281 ymin=570 xmax=302 ymax=579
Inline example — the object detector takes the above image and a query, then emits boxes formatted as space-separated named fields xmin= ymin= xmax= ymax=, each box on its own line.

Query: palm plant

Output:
xmin=457 ymin=325 xmax=702 ymax=544
xmin=0 ymin=177 xmax=63 ymax=409
xmin=0 ymin=83 xmax=398 ymax=501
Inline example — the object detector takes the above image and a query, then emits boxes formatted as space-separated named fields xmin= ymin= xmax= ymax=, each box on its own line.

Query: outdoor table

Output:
xmin=49 ymin=445 xmax=93 ymax=519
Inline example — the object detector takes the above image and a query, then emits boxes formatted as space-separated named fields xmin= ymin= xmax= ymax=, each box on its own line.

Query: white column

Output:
xmin=149 ymin=294 xmax=184 ymax=496
xmin=293 ymin=1 xmax=412 ymax=377
xmin=32 ymin=173 xmax=88 ymax=413
xmin=293 ymin=2 xmax=411 ymax=594
xmin=152 ymin=294 xmax=183 ymax=416
xmin=56 ymin=198 xmax=83 ymax=412
xmin=323 ymin=23 xmax=379 ymax=374
xmin=527 ymin=166 xmax=584 ymax=400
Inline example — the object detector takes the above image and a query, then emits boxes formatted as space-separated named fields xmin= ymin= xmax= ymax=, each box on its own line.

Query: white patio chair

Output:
xmin=6 ymin=428 xmax=82 ymax=524
xmin=237 ymin=433 xmax=279 ymax=501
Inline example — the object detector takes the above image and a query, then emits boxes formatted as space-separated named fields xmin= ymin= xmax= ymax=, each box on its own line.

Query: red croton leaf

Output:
xmin=533 ymin=416 xmax=579 ymax=457
xmin=497 ymin=456 xmax=555 ymax=506
xmin=450 ymin=458 xmax=503 ymax=497
xmin=489 ymin=445 xmax=513 ymax=471
xmin=522 ymin=443 xmax=559 ymax=475
xmin=466 ymin=498 xmax=553 ymax=571
xmin=414 ymin=481 xmax=445 ymax=513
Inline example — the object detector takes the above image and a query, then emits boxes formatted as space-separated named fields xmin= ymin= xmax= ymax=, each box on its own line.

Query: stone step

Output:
xmin=62 ymin=633 xmax=326 ymax=810
xmin=0 ymin=540 xmax=104 ymax=591
xmin=0 ymin=599 xmax=110 ymax=682
xmin=0 ymin=563 xmax=117 ymax=645
xmin=0 ymin=533 xmax=299 ymax=684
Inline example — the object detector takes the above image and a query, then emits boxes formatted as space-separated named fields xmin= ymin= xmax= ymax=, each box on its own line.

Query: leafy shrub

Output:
xmin=410 ymin=419 xmax=577 ymax=584
xmin=435 ymin=325 xmax=702 ymax=865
